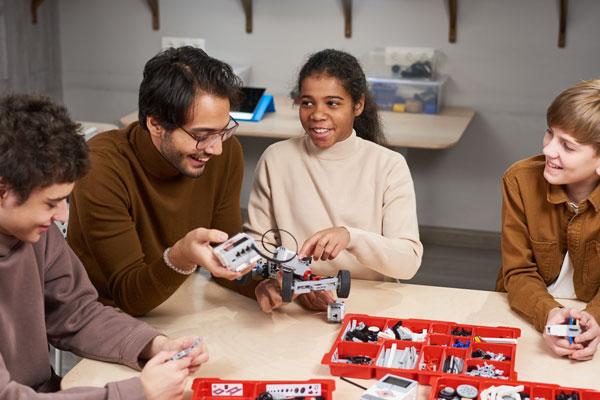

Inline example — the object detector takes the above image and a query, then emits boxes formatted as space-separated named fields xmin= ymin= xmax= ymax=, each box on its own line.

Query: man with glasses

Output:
xmin=68 ymin=47 xmax=252 ymax=316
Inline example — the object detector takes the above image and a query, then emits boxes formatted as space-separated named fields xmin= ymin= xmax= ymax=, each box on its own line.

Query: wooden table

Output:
xmin=62 ymin=273 xmax=598 ymax=398
xmin=120 ymin=96 xmax=474 ymax=149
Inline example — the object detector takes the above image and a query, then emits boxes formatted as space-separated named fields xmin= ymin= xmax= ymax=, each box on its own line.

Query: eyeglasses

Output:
xmin=179 ymin=116 xmax=239 ymax=149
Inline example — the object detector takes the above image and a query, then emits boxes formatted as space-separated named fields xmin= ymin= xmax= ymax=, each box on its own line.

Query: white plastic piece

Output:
xmin=211 ymin=383 xmax=243 ymax=396
xmin=361 ymin=374 xmax=418 ymax=400
xmin=385 ymin=343 xmax=397 ymax=368
xmin=456 ymin=384 xmax=478 ymax=399
xmin=480 ymin=385 xmax=524 ymax=400
xmin=212 ymin=233 xmax=261 ymax=272
xmin=169 ymin=338 xmax=202 ymax=361
xmin=545 ymin=324 xmax=581 ymax=337
xmin=265 ymin=383 xmax=322 ymax=399
xmin=327 ymin=301 xmax=345 ymax=323
xmin=480 ymin=337 xmax=518 ymax=344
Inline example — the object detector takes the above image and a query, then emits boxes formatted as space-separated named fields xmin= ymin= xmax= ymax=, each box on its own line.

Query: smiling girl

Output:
xmin=245 ymin=49 xmax=423 ymax=313
xmin=497 ymin=79 xmax=600 ymax=360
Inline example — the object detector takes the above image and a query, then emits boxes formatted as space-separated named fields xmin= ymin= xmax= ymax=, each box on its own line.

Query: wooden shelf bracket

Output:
xmin=146 ymin=0 xmax=159 ymax=30
xmin=447 ymin=0 xmax=458 ymax=43
xmin=31 ymin=0 xmax=45 ymax=24
xmin=342 ymin=0 xmax=352 ymax=38
xmin=558 ymin=0 xmax=568 ymax=48
xmin=241 ymin=0 xmax=252 ymax=33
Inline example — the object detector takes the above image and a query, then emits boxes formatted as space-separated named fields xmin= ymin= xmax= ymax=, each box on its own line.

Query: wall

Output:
xmin=0 ymin=0 xmax=62 ymax=99
xmin=58 ymin=0 xmax=600 ymax=232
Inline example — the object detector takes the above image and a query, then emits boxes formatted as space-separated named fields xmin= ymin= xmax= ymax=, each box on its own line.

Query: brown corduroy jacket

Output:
xmin=496 ymin=155 xmax=600 ymax=332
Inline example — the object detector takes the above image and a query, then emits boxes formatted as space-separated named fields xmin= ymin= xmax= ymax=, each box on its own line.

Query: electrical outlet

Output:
xmin=161 ymin=36 xmax=206 ymax=51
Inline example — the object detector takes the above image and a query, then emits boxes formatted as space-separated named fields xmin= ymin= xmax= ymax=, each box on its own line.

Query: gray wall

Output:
xmin=0 ymin=0 xmax=62 ymax=99
xmin=58 ymin=0 xmax=600 ymax=232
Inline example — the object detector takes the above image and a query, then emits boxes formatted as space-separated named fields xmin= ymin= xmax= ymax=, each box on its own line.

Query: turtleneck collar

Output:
xmin=131 ymin=123 xmax=183 ymax=180
xmin=0 ymin=231 xmax=20 ymax=257
xmin=304 ymin=130 xmax=360 ymax=160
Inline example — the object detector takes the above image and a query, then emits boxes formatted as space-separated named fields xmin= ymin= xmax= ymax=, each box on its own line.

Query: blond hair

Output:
xmin=547 ymin=79 xmax=600 ymax=153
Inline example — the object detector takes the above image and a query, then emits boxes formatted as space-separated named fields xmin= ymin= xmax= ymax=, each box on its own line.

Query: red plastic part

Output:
xmin=192 ymin=378 xmax=336 ymax=400
xmin=322 ymin=313 xmax=521 ymax=385
xmin=429 ymin=376 xmax=600 ymax=400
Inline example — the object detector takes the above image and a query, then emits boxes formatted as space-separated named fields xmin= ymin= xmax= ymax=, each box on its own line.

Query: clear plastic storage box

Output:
xmin=367 ymin=76 xmax=446 ymax=114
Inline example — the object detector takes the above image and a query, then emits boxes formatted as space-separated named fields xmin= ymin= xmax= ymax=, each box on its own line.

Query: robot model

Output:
xmin=213 ymin=231 xmax=351 ymax=303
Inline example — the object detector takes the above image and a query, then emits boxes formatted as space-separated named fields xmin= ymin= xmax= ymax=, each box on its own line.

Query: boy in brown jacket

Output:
xmin=0 ymin=94 xmax=207 ymax=399
xmin=497 ymin=80 xmax=600 ymax=361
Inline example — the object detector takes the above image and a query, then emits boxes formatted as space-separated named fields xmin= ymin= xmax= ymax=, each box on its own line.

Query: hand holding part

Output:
xmin=171 ymin=228 xmax=246 ymax=280
xmin=299 ymin=227 xmax=350 ymax=261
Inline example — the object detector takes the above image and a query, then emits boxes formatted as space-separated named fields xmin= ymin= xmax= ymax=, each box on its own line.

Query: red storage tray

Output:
xmin=321 ymin=313 xmax=521 ymax=385
xmin=192 ymin=378 xmax=336 ymax=400
xmin=429 ymin=376 xmax=600 ymax=400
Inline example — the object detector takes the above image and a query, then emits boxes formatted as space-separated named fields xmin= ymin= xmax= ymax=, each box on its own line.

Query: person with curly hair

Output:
xmin=0 ymin=94 xmax=208 ymax=399
xmin=245 ymin=49 xmax=423 ymax=313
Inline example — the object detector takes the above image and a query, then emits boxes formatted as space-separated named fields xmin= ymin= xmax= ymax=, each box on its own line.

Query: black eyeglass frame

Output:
xmin=179 ymin=116 xmax=239 ymax=149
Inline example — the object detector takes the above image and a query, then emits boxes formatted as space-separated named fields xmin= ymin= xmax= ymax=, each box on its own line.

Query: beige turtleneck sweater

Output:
xmin=245 ymin=132 xmax=422 ymax=281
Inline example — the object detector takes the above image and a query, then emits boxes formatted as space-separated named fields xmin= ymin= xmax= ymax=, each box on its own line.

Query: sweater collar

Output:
xmin=0 ymin=231 xmax=20 ymax=257
xmin=131 ymin=123 xmax=182 ymax=180
xmin=305 ymin=130 xmax=359 ymax=160
xmin=546 ymin=180 xmax=600 ymax=212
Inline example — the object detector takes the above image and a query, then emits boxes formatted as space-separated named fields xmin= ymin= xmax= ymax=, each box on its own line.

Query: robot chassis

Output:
xmin=214 ymin=233 xmax=351 ymax=303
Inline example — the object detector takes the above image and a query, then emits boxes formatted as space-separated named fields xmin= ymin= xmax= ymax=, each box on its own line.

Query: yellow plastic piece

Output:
xmin=392 ymin=103 xmax=406 ymax=113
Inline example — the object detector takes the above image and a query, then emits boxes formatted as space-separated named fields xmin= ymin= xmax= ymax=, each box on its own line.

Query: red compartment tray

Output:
xmin=321 ymin=313 xmax=521 ymax=385
xmin=429 ymin=376 xmax=600 ymax=400
xmin=192 ymin=378 xmax=335 ymax=400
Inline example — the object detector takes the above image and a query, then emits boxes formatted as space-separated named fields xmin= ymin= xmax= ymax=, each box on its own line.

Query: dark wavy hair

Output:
xmin=138 ymin=46 xmax=242 ymax=132
xmin=295 ymin=49 xmax=385 ymax=145
xmin=0 ymin=94 xmax=90 ymax=203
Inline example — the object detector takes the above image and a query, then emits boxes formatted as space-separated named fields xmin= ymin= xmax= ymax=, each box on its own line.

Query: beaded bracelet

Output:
xmin=163 ymin=247 xmax=197 ymax=275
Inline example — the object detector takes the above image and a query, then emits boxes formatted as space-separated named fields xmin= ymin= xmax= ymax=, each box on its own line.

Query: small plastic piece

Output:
xmin=213 ymin=233 xmax=261 ymax=272
xmin=169 ymin=338 xmax=202 ymax=361
xmin=438 ymin=386 xmax=455 ymax=399
xmin=545 ymin=323 xmax=582 ymax=337
xmin=327 ymin=301 xmax=345 ymax=323
xmin=360 ymin=373 xmax=418 ymax=400
xmin=456 ymin=384 xmax=478 ymax=399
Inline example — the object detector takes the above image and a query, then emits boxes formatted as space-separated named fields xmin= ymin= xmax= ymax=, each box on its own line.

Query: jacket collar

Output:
xmin=546 ymin=180 xmax=600 ymax=212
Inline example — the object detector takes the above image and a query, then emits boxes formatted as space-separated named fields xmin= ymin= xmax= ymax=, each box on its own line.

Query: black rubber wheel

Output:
xmin=336 ymin=269 xmax=351 ymax=298
xmin=235 ymin=271 xmax=253 ymax=285
xmin=281 ymin=270 xmax=294 ymax=302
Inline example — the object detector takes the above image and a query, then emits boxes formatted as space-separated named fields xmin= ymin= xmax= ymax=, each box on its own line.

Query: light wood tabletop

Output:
xmin=120 ymin=96 xmax=474 ymax=149
xmin=61 ymin=272 xmax=598 ymax=398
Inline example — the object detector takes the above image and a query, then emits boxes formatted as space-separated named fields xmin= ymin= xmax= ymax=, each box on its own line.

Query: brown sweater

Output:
xmin=0 ymin=225 xmax=160 ymax=399
xmin=68 ymin=123 xmax=246 ymax=316
xmin=496 ymin=155 xmax=600 ymax=331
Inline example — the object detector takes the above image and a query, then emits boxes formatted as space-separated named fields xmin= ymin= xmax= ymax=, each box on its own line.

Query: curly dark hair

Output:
xmin=0 ymin=94 xmax=90 ymax=204
xmin=138 ymin=46 xmax=242 ymax=132
xmin=295 ymin=49 xmax=385 ymax=145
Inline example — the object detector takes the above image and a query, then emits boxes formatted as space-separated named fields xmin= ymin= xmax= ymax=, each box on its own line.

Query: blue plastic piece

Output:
xmin=234 ymin=94 xmax=275 ymax=122
xmin=423 ymin=102 xmax=438 ymax=114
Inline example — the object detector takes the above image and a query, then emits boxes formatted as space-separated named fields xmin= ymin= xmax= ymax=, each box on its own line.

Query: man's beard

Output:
xmin=159 ymin=135 xmax=207 ymax=178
